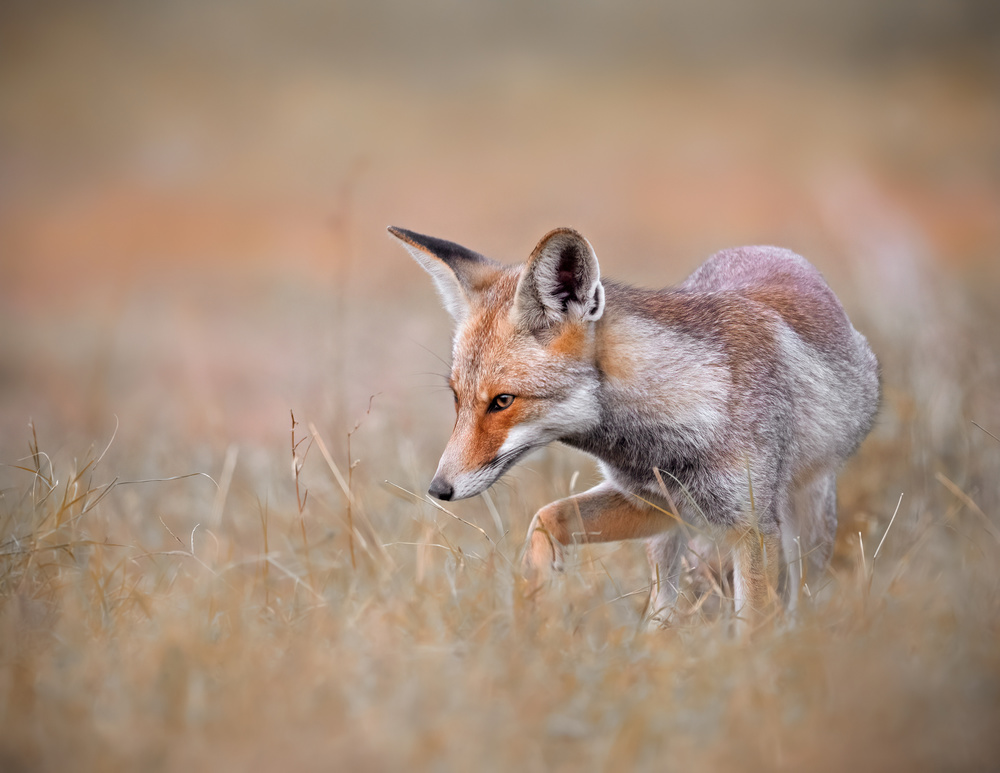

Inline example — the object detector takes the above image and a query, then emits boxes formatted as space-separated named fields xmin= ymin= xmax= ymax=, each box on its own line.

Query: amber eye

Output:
xmin=487 ymin=394 xmax=515 ymax=413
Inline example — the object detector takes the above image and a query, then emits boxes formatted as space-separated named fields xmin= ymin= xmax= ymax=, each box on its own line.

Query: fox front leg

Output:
xmin=521 ymin=482 xmax=671 ymax=593
xmin=645 ymin=531 xmax=690 ymax=626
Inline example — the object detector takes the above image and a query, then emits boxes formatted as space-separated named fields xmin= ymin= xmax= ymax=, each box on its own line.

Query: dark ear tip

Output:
xmin=387 ymin=226 xmax=423 ymax=249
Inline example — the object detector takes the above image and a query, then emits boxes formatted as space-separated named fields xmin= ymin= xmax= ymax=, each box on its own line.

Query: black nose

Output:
xmin=428 ymin=477 xmax=454 ymax=501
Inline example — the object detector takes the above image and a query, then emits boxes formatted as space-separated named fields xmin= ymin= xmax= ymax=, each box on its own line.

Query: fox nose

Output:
xmin=428 ymin=476 xmax=454 ymax=501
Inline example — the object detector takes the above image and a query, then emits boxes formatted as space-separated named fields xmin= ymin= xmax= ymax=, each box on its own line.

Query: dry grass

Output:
xmin=2 ymin=245 xmax=999 ymax=771
xmin=2 ymin=3 xmax=1000 ymax=771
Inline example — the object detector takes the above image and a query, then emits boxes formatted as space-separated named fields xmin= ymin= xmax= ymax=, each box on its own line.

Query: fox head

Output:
xmin=390 ymin=226 xmax=606 ymax=501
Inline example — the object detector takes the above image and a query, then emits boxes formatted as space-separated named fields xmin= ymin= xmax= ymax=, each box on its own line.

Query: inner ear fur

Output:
xmin=513 ymin=228 xmax=605 ymax=330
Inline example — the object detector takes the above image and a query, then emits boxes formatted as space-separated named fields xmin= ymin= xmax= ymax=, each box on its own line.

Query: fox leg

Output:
xmin=804 ymin=471 xmax=838 ymax=585
xmin=783 ymin=471 xmax=837 ymax=610
xmin=732 ymin=525 xmax=782 ymax=628
xmin=522 ymin=482 xmax=669 ymax=591
xmin=645 ymin=532 xmax=688 ymax=625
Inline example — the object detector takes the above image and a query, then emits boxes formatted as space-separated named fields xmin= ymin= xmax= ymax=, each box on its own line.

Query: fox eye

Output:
xmin=487 ymin=394 xmax=515 ymax=413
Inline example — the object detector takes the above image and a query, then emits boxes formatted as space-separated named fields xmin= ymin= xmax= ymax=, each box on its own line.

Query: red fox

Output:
xmin=391 ymin=226 xmax=880 ymax=623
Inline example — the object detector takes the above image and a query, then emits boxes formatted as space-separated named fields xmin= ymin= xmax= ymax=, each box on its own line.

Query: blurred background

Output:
xmin=2 ymin=3 xmax=999 ymax=770
xmin=2 ymin=0 xmax=998 ymax=470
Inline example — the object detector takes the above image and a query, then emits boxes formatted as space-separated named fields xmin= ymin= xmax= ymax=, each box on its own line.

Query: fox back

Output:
xmin=391 ymin=226 xmax=879 ymax=621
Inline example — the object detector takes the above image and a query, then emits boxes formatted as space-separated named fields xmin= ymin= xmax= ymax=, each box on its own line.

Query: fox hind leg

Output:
xmin=812 ymin=472 xmax=838 ymax=579
xmin=783 ymin=471 xmax=838 ymax=609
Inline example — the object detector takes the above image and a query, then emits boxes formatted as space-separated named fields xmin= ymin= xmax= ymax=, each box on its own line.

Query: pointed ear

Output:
xmin=388 ymin=226 xmax=500 ymax=324
xmin=513 ymin=228 xmax=605 ymax=330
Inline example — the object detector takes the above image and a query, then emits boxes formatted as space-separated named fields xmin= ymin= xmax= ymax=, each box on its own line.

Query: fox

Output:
xmin=390 ymin=225 xmax=880 ymax=624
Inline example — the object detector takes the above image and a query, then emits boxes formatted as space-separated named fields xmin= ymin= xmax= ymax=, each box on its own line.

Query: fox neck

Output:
xmin=558 ymin=282 xmax=731 ymax=493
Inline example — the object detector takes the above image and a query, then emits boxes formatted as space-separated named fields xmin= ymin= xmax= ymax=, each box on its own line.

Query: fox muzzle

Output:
xmin=428 ymin=475 xmax=455 ymax=501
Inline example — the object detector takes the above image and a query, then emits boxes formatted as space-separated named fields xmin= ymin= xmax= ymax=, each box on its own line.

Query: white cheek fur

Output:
xmin=496 ymin=383 xmax=600 ymax=459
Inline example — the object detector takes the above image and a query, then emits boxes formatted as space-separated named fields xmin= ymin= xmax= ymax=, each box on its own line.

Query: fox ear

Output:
xmin=388 ymin=226 xmax=500 ymax=324
xmin=513 ymin=228 xmax=605 ymax=330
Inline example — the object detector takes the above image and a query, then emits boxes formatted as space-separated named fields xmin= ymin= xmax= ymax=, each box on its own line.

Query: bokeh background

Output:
xmin=2 ymin=0 xmax=999 ymax=455
xmin=1 ymin=2 xmax=999 ymax=770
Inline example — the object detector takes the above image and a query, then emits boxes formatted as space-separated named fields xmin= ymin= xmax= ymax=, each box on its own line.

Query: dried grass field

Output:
xmin=2 ymin=3 xmax=999 ymax=771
